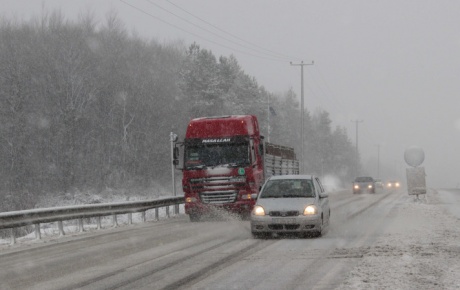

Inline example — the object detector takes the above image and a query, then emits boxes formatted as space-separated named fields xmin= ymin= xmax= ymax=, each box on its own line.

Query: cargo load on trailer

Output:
xmin=173 ymin=115 xmax=299 ymax=221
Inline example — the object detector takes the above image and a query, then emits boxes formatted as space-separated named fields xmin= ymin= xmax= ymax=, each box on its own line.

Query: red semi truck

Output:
xmin=174 ymin=115 xmax=299 ymax=221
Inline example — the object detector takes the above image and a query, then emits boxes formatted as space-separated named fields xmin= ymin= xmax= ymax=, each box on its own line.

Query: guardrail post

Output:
xmin=128 ymin=213 xmax=133 ymax=225
xmin=155 ymin=208 xmax=159 ymax=221
xmin=166 ymin=206 xmax=170 ymax=218
xmin=112 ymin=214 xmax=118 ymax=227
xmin=57 ymin=221 xmax=65 ymax=236
xmin=141 ymin=211 xmax=146 ymax=222
xmin=34 ymin=224 xmax=41 ymax=240
xmin=97 ymin=216 xmax=101 ymax=230
xmin=78 ymin=219 xmax=84 ymax=232
xmin=10 ymin=229 xmax=16 ymax=245
xmin=174 ymin=204 xmax=180 ymax=215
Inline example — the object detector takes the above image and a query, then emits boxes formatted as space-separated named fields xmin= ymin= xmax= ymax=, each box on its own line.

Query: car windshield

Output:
xmin=260 ymin=179 xmax=315 ymax=198
xmin=355 ymin=177 xmax=373 ymax=182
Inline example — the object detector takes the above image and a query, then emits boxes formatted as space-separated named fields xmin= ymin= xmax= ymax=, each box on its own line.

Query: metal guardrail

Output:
xmin=0 ymin=196 xmax=184 ymax=245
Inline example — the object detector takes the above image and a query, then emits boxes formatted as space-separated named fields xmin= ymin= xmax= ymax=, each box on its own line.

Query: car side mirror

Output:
xmin=319 ymin=192 xmax=328 ymax=199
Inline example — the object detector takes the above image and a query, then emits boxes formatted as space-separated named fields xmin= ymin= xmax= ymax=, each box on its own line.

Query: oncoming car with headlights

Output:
xmin=352 ymin=176 xmax=375 ymax=194
xmin=387 ymin=180 xmax=401 ymax=189
xmin=250 ymin=175 xmax=330 ymax=238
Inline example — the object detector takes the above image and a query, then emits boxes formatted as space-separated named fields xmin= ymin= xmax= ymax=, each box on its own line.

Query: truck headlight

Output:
xmin=241 ymin=194 xmax=252 ymax=200
xmin=186 ymin=197 xmax=197 ymax=203
xmin=303 ymin=205 xmax=317 ymax=215
xmin=241 ymin=193 xmax=258 ymax=200
xmin=253 ymin=205 xmax=265 ymax=216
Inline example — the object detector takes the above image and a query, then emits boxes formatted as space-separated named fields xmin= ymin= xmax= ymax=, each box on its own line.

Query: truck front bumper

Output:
xmin=185 ymin=199 xmax=256 ymax=216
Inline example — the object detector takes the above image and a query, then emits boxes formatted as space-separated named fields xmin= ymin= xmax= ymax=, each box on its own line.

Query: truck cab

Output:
xmin=177 ymin=116 xmax=265 ymax=221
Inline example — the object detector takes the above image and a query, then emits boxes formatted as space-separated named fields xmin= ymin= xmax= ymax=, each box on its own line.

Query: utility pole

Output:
xmin=170 ymin=132 xmax=178 ymax=214
xmin=351 ymin=120 xmax=363 ymax=176
xmin=267 ymin=93 xmax=270 ymax=142
xmin=376 ymin=144 xmax=380 ymax=178
xmin=290 ymin=60 xmax=314 ymax=174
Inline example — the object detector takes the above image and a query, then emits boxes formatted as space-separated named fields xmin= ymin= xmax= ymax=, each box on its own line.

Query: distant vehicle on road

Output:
xmin=374 ymin=179 xmax=384 ymax=189
xmin=250 ymin=175 xmax=330 ymax=238
xmin=353 ymin=176 xmax=376 ymax=194
xmin=386 ymin=180 xmax=401 ymax=189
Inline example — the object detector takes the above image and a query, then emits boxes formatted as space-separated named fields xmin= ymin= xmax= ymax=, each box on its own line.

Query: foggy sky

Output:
xmin=3 ymin=0 xmax=460 ymax=187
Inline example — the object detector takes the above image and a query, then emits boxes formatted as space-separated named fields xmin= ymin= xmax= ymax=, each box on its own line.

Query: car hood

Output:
xmin=256 ymin=197 xmax=317 ymax=212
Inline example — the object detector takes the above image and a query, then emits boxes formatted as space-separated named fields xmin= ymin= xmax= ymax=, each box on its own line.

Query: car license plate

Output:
xmin=272 ymin=218 xmax=296 ymax=224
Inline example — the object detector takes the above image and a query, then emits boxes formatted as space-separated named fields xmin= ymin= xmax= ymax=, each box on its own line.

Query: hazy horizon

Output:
xmin=2 ymin=0 xmax=459 ymax=188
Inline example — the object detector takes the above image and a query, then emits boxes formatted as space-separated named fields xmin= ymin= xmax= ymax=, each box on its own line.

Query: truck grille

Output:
xmin=200 ymin=191 xmax=238 ymax=204
xmin=190 ymin=176 xmax=245 ymax=204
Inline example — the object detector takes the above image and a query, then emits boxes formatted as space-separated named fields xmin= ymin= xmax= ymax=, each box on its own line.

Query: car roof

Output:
xmin=355 ymin=176 xmax=373 ymax=181
xmin=267 ymin=174 xmax=315 ymax=180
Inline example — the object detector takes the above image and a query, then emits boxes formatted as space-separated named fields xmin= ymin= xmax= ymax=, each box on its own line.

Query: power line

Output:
xmin=144 ymin=0 xmax=290 ymax=61
xmin=163 ymin=0 xmax=303 ymax=62
xmin=119 ymin=0 xmax=297 ymax=62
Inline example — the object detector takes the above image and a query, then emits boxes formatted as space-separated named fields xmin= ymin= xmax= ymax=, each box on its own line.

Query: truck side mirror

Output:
xmin=259 ymin=144 xmax=264 ymax=155
xmin=173 ymin=147 xmax=179 ymax=159
xmin=173 ymin=142 xmax=184 ymax=170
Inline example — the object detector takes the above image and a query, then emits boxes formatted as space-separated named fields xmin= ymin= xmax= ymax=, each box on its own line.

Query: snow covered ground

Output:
xmin=1 ymin=188 xmax=460 ymax=289
xmin=338 ymin=189 xmax=460 ymax=289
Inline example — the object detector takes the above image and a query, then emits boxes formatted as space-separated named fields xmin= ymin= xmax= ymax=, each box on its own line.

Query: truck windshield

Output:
xmin=184 ymin=143 xmax=250 ymax=169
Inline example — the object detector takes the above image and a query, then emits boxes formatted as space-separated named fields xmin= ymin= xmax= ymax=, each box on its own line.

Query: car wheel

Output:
xmin=318 ymin=216 xmax=324 ymax=237
xmin=189 ymin=213 xmax=201 ymax=222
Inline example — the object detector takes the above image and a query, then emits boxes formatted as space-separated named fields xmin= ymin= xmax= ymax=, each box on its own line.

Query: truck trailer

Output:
xmin=174 ymin=115 xmax=299 ymax=221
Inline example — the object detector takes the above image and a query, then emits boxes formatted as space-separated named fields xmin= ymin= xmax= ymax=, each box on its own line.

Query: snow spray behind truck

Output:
xmin=173 ymin=115 xmax=299 ymax=221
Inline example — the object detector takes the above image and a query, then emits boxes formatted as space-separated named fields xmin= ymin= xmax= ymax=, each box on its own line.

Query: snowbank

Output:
xmin=338 ymin=190 xmax=460 ymax=289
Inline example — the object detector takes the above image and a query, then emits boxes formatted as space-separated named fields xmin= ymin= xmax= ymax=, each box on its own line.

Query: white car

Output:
xmin=250 ymin=175 xmax=330 ymax=238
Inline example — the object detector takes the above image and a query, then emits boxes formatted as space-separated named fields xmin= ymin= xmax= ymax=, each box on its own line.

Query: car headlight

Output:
xmin=395 ymin=182 xmax=400 ymax=187
xmin=303 ymin=205 xmax=317 ymax=215
xmin=354 ymin=185 xmax=359 ymax=189
xmin=253 ymin=205 xmax=265 ymax=216
xmin=368 ymin=184 xmax=373 ymax=189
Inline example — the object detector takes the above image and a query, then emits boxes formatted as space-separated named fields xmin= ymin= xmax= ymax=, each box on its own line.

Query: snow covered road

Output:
xmin=1 ymin=188 xmax=459 ymax=289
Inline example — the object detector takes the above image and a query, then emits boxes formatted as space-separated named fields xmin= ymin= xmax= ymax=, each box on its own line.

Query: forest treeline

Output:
xmin=0 ymin=12 xmax=357 ymax=211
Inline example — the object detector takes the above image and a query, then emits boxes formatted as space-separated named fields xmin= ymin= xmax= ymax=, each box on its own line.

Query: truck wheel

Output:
xmin=241 ymin=212 xmax=251 ymax=221
xmin=252 ymin=232 xmax=269 ymax=239
xmin=189 ymin=213 xmax=201 ymax=222
xmin=252 ymin=232 xmax=261 ymax=239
